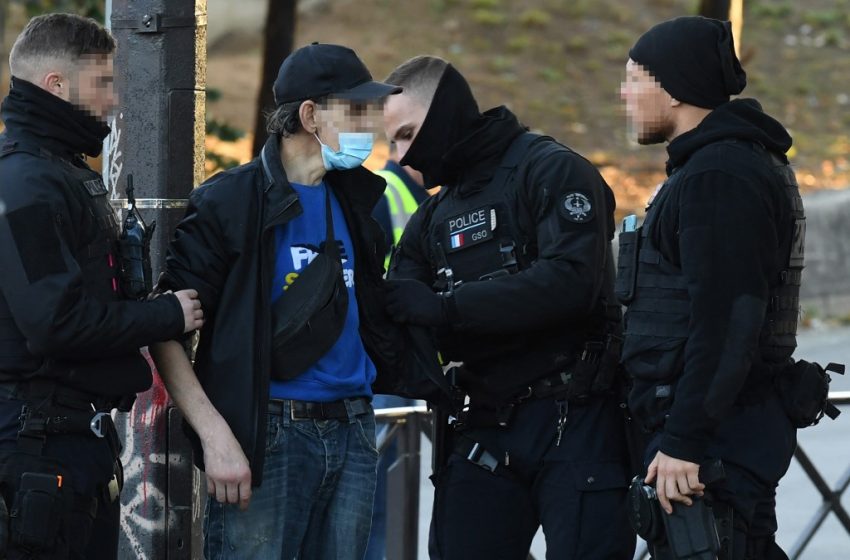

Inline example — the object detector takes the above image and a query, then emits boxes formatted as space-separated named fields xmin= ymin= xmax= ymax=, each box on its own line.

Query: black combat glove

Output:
xmin=385 ymin=279 xmax=451 ymax=326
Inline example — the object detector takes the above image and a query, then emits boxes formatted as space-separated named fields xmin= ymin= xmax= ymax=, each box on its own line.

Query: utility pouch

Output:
xmin=614 ymin=216 xmax=640 ymax=305
xmin=430 ymin=407 xmax=452 ymax=482
xmin=590 ymin=334 xmax=624 ymax=394
xmin=271 ymin=188 xmax=348 ymax=380
xmin=538 ymin=335 xmax=622 ymax=402
xmin=776 ymin=360 xmax=844 ymax=428
xmin=567 ymin=346 xmax=601 ymax=399
xmin=10 ymin=472 xmax=64 ymax=551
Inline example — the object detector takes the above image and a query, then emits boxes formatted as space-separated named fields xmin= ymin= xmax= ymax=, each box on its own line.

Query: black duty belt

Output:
xmin=268 ymin=397 xmax=371 ymax=420
xmin=0 ymin=381 xmax=118 ymax=412
xmin=1 ymin=381 xmax=123 ymax=458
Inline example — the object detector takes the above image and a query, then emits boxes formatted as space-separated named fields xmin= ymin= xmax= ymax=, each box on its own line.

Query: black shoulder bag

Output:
xmin=270 ymin=187 xmax=348 ymax=380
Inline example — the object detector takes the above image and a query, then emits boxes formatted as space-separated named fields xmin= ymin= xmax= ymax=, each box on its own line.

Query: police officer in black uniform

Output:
xmin=618 ymin=17 xmax=804 ymax=559
xmin=382 ymin=55 xmax=635 ymax=559
xmin=0 ymin=14 xmax=202 ymax=559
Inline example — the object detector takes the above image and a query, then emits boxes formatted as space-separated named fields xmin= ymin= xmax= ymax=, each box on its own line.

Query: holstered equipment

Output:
xmin=118 ymin=174 xmax=156 ymax=299
xmin=628 ymin=459 xmax=730 ymax=559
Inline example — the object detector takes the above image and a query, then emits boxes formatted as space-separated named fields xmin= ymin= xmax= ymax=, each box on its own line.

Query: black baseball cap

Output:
xmin=273 ymin=43 xmax=402 ymax=106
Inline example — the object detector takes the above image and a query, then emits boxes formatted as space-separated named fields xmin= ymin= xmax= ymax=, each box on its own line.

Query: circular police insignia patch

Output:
xmin=559 ymin=192 xmax=594 ymax=223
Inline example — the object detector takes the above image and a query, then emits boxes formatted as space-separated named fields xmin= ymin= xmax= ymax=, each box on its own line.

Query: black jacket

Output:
xmin=624 ymin=99 xmax=798 ymax=462
xmin=390 ymin=107 xmax=617 ymax=402
xmin=158 ymin=135 xmax=404 ymax=485
xmin=0 ymin=78 xmax=184 ymax=398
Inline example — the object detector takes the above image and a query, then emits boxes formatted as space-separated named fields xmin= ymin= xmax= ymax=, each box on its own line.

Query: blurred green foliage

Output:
xmin=19 ymin=0 xmax=103 ymax=20
xmin=205 ymin=88 xmax=244 ymax=172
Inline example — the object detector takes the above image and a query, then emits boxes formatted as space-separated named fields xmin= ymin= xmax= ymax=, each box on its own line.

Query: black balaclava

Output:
xmin=399 ymin=64 xmax=481 ymax=188
xmin=1 ymin=76 xmax=111 ymax=157
xmin=629 ymin=16 xmax=746 ymax=109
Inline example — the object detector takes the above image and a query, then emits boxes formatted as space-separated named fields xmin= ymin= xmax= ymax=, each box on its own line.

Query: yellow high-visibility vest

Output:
xmin=374 ymin=169 xmax=421 ymax=245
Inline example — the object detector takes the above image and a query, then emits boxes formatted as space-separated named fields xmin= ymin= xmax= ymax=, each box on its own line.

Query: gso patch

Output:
xmin=444 ymin=206 xmax=497 ymax=252
xmin=558 ymin=192 xmax=594 ymax=224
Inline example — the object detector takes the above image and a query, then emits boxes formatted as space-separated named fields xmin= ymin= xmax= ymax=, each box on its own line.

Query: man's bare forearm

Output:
xmin=150 ymin=340 xmax=228 ymax=444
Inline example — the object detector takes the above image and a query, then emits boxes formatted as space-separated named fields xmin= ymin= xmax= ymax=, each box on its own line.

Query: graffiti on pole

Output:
xmin=116 ymin=351 xmax=171 ymax=560
xmin=105 ymin=111 xmax=125 ymax=222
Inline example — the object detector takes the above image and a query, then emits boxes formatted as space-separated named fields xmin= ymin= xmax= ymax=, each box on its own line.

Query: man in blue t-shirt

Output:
xmin=150 ymin=44 xmax=403 ymax=560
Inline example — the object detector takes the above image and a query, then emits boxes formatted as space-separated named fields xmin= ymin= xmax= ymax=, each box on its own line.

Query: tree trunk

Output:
xmin=252 ymin=0 xmax=297 ymax=155
xmin=698 ymin=0 xmax=731 ymax=20
xmin=730 ymin=0 xmax=744 ymax=58
xmin=698 ymin=0 xmax=744 ymax=58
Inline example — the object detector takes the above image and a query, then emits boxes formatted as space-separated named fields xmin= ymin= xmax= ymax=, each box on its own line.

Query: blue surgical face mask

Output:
xmin=314 ymin=131 xmax=374 ymax=171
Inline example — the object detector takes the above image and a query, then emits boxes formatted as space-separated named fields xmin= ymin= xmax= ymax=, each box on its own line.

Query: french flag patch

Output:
xmin=450 ymin=233 xmax=464 ymax=249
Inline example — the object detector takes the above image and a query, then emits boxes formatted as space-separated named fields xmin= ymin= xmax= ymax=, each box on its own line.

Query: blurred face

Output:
xmin=47 ymin=54 xmax=117 ymax=122
xmin=383 ymin=92 xmax=429 ymax=162
xmin=311 ymin=98 xmax=383 ymax=151
xmin=620 ymin=59 xmax=674 ymax=145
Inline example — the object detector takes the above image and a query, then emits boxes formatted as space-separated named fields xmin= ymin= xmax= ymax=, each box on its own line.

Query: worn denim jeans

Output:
xmin=203 ymin=399 xmax=379 ymax=560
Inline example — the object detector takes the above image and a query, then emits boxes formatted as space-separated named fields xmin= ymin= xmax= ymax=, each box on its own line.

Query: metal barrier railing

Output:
xmin=375 ymin=406 xmax=431 ymax=560
xmin=788 ymin=391 xmax=850 ymax=559
xmin=377 ymin=393 xmax=850 ymax=560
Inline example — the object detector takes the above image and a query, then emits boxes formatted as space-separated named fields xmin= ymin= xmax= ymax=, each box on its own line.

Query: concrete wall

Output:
xmin=206 ymin=0 xmax=331 ymax=47
xmin=800 ymin=188 xmax=850 ymax=316
xmin=206 ymin=0 xmax=266 ymax=47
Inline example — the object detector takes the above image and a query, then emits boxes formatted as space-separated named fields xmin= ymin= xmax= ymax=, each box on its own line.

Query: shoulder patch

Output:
xmin=558 ymin=192 xmax=594 ymax=223
xmin=6 ymin=204 xmax=67 ymax=283
xmin=83 ymin=178 xmax=108 ymax=196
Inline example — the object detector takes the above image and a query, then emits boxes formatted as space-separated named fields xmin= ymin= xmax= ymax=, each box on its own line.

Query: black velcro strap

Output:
xmin=825 ymin=401 xmax=841 ymax=420
xmin=5 ymin=204 xmax=67 ymax=283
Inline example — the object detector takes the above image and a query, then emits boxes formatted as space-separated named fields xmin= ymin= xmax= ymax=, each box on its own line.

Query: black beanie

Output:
xmin=629 ymin=16 xmax=747 ymax=109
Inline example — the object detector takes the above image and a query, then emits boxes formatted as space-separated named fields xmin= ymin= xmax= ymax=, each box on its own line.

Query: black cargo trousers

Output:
xmin=0 ymin=388 xmax=122 ymax=560
xmin=429 ymin=395 xmax=636 ymax=559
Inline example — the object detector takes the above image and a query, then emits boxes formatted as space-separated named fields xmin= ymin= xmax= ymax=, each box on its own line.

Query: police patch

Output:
xmin=559 ymin=192 xmax=594 ymax=223
xmin=444 ymin=206 xmax=497 ymax=252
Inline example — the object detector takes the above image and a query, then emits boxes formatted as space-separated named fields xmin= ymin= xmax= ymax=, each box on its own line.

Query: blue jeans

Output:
xmin=203 ymin=399 xmax=379 ymax=560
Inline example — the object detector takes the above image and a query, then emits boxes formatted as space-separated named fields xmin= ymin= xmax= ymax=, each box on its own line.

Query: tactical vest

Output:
xmin=422 ymin=133 xmax=557 ymax=291
xmin=0 ymin=138 xmax=147 ymax=394
xmin=418 ymin=133 xmax=619 ymax=397
xmin=616 ymin=139 xmax=804 ymax=427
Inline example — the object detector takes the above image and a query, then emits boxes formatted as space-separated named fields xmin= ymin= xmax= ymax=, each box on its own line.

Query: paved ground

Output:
xmin=399 ymin=325 xmax=850 ymax=559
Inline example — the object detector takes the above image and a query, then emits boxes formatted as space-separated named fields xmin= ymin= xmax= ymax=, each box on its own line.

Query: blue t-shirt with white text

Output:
xmin=269 ymin=181 xmax=376 ymax=401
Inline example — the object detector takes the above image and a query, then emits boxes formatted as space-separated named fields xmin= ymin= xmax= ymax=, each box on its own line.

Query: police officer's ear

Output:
xmin=298 ymin=100 xmax=319 ymax=134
